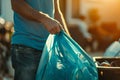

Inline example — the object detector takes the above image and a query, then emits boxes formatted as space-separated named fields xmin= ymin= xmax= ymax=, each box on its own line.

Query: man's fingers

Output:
xmin=49 ymin=26 xmax=61 ymax=34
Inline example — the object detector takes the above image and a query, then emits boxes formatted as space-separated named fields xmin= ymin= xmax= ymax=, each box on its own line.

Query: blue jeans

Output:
xmin=11 ymin=44 xmax=42 ymax=80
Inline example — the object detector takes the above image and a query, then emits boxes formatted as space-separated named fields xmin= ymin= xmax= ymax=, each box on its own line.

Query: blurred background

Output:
xmin=0 ymin=0 xmax=120 ymax=80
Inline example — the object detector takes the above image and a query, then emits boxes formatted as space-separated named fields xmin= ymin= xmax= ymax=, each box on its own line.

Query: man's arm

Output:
xmin=54 ymin=0 xmax=70 ymax=36
xmin=11 ymin=0 xmax=61 ymax=34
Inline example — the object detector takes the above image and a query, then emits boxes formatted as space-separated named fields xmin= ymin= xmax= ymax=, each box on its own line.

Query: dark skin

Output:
xmin=11 ymin=0 xmax=70 ymax=35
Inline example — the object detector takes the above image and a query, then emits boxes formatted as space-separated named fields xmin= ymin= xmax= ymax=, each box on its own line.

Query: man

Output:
xmin=10 ymin=0 xmax=70 ymax=80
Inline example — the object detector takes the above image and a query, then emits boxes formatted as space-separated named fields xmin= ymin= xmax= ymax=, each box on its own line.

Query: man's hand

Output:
xmin=42 ymin=17 xmax=62 ymax=34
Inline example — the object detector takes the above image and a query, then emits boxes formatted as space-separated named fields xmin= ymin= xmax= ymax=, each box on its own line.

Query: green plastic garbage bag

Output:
xmin=36 ymin=31 xmax=98 ymax=80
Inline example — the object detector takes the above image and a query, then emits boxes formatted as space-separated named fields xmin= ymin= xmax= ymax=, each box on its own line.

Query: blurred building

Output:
xmin=60 ymin=0 xmax=120 ymax=28
xmin=60 ymin=0 xmax=120 ymax=52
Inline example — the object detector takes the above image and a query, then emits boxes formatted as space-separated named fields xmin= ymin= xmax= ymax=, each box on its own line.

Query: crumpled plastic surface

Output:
xmin=36 ymin=31 xmax=98 ymax=80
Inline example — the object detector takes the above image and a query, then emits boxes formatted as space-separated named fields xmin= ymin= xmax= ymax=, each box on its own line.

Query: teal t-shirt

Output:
xmin=11 ymin=0 xmax=54 ymax=50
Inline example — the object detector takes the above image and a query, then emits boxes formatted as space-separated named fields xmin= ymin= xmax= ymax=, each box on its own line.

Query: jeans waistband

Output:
xmin=11 ymin=44 xmax=42 ymax=52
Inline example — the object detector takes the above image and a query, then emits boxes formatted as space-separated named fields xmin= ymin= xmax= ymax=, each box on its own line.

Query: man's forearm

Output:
xmin=11 ymin=0 xmax=52 ymax=24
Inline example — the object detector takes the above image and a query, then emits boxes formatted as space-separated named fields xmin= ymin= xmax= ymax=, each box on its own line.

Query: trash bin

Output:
xmin=94 ymin=57 xmax=120 ymax=80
